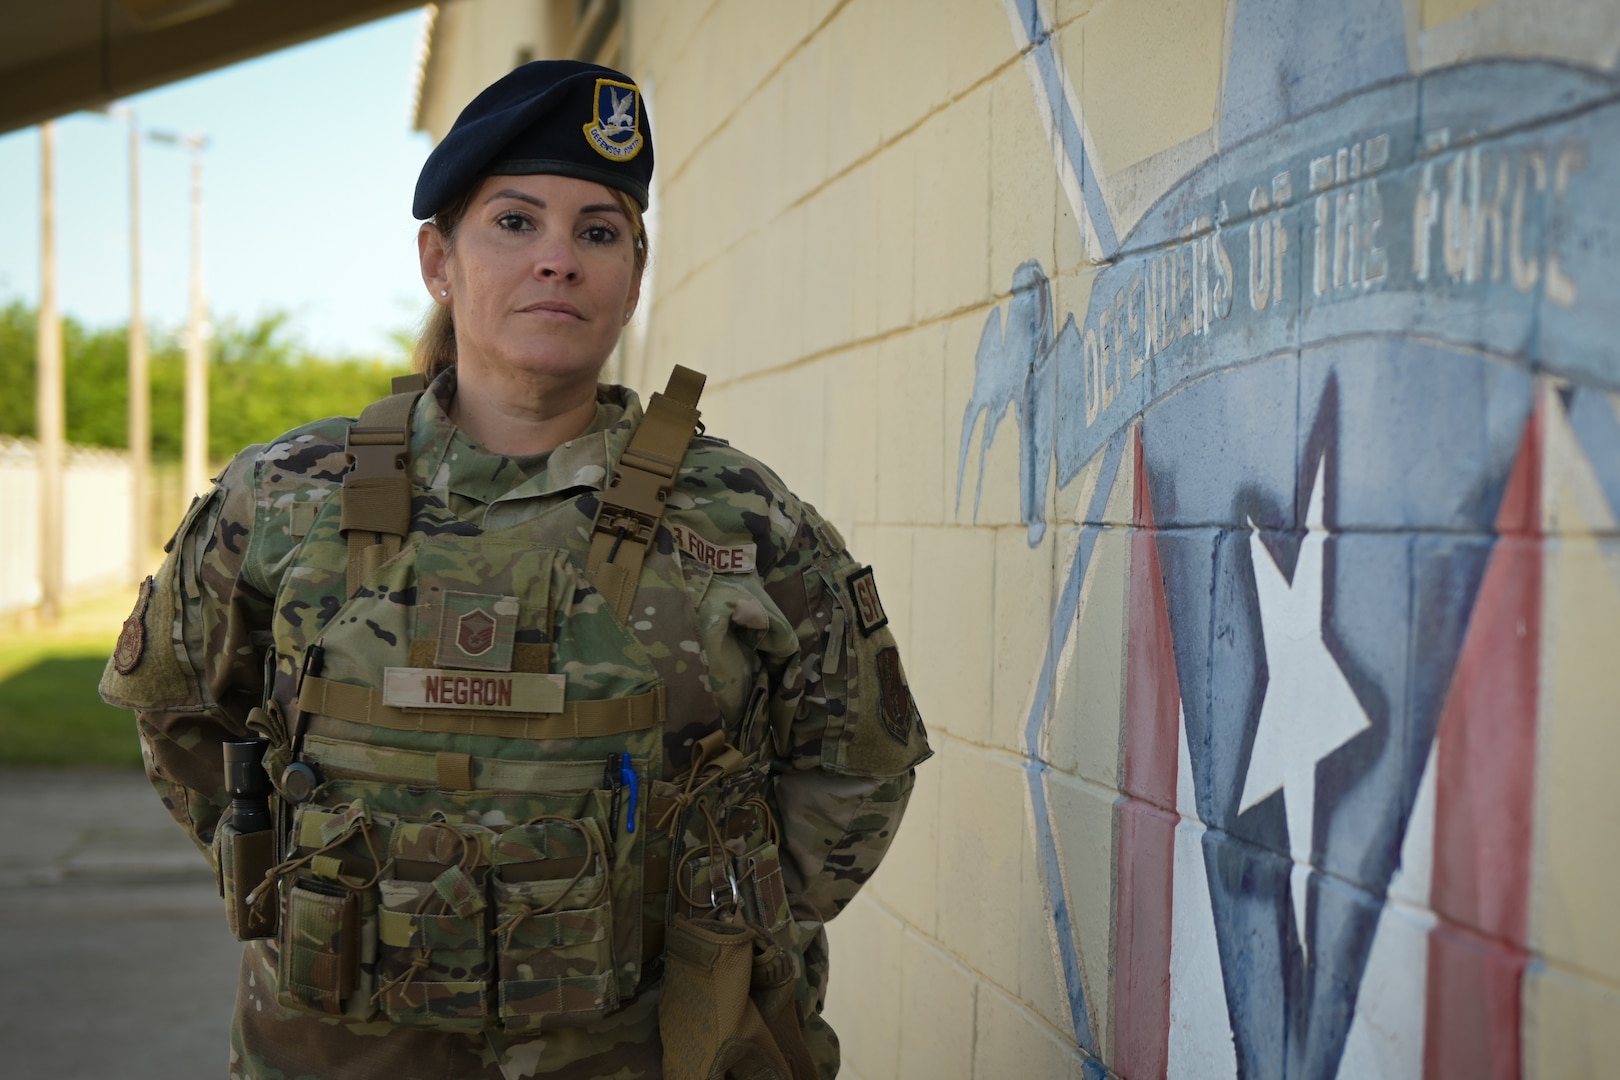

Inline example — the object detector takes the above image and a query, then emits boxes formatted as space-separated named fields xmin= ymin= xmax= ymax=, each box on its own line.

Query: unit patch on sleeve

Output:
xmin=112 ymin=575 xmax=153 ymax=675
xmin=875 ymin=646 xmax=915 ymax=744
xmin=670 ymin=523 xmax=756 ymax=574
xmin=845 ymin=566 xmax=888 ymax=636
xmin=434 ymin=593 xmax=519 ymax=671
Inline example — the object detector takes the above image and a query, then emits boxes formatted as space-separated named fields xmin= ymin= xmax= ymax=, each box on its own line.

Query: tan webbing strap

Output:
xmin=303 ymin=732 xmax=646 ymax=793
xmin=436 ymin=751 xmax=475 ymax=791
xmin=298 ymin=675 xmax=663 ymax=739
xmin=340 ymin=374 xmax=427 ymax=597
xmin=407 ymin=639 xmax=551 ymax=672
xmin=587 ymin=366 xmax=706 ymax=621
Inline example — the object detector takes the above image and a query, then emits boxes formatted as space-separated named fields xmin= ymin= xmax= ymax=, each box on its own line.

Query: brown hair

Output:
xmin=412 ymin=184 xmax=650 ymax=382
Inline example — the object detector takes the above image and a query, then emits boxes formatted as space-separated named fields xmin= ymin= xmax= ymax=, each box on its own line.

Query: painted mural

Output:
xmin=959 ymin=1 xmax=1620 ymax=1077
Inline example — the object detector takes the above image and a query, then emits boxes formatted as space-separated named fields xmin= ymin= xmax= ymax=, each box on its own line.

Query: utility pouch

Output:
xmin=492 ymin=816 xmax=619 ymax=1032
xmin=659 ymin=914 xmax=791 ymax=1080
xmin=273 ymin=801 xmax=383 ymax=1020
xmin=739 ymin=840 xmax=791 ymax=947
xmin=216 ymin=820 xmax=277 ymax=940
xmin=751 ymin=938 xmax=817 ymax=1080
xmin=674 ymin=848 xmax=739 ymax=921
xmin=374 ymin=822 xmax=494 ymax=1030
xmin=279 ymin=875 xmax=363 ymax=1016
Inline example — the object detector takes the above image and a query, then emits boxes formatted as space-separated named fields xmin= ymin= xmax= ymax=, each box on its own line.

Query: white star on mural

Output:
xmin=1239 ymin=459 xmax=1369 ymax=954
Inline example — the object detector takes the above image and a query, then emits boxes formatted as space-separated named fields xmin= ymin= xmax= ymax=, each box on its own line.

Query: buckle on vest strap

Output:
xmin=704 ymin=866 xmax=741 ymax=911
xmin=591 ymin=505 xmax=658 ymax=554
xmin=345 ymin=427 xmax=407 ymax=480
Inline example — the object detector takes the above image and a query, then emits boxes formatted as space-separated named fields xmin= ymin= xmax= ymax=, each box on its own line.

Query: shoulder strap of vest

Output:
xmin=586 ymin=365 xmax=706 ymax=621
xmin=340 ymin=373 xmax=427 ymax=597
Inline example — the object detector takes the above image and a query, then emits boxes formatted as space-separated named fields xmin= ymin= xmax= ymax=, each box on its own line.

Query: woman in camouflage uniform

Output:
xmin=100 ymin=60 xmax=929 ymax=1080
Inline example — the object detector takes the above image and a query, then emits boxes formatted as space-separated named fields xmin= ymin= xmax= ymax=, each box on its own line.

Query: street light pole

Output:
xmin=127 ymin=113 xmax=149 ymax=577
xmin=101 ymin=104 xmax=150 ymax=579
xmin=184 ymin=138 xmax=206 ymax=501
xmin=150 ymin=130 xmax=210 ymax=501
xmin=36 ymin=120 xmax=65 ymax=625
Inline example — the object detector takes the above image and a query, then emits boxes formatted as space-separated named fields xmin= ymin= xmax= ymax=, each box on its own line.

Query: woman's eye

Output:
xmin=581 ymin=224 xmax=619 ymax=245
xmin=496 ymin=212 xmax=530 ymax=232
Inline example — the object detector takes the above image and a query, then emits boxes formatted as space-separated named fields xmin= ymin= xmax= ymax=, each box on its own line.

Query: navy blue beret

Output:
xmin=413 ymin=59 xmax=653 ymax=219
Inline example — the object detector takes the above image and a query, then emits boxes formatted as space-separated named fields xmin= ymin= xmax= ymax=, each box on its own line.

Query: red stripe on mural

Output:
xmin=1114 ymin=427 xmax=1180 ymax=1080
xmin=1424 ymin=403 xmax=1542 ymax=1080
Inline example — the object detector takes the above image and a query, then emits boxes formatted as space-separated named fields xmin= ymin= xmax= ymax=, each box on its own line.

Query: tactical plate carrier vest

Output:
xmin=217 ymin=369 xmax=800 ymax=1045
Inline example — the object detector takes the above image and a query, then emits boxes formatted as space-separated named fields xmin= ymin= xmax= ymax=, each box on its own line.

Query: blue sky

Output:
xmin=0 ymin=8 xmax=434 ymax=359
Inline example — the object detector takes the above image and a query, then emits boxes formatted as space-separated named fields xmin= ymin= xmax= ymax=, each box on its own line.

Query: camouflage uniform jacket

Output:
xmin=100 ymin=371 xmax=931 ymax=1080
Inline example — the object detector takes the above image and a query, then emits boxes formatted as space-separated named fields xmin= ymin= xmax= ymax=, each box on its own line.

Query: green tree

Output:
xmin=0 ymin=302 xmax=408 ymax=463
xmin=0 ymin=301 xmax=37 ymax=438
xmin=63 ymin=319 xmax=132 ymax=448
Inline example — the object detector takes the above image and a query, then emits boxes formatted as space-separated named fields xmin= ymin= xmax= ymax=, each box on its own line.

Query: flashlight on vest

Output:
xmin=221 ymin=737 xmax=277 ymax=940
xmin=224 ymin=738 xmax=273 ymax=834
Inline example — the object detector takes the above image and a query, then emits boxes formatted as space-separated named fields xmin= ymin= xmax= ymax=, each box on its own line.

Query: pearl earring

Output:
xmin=440 ymin=290 xmax=448 ymax=297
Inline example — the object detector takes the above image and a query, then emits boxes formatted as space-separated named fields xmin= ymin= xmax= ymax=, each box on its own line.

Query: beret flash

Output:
xmin=413 ymin=59 xmax=654 ymax=219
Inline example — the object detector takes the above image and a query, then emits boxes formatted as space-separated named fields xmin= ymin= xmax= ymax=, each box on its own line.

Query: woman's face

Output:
xmin=419 ymin=173 xmax=641 ymax=389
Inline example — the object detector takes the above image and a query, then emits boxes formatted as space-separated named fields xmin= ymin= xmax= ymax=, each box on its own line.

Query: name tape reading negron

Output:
xmin=382 ymin=668 xmax=567 ymax=713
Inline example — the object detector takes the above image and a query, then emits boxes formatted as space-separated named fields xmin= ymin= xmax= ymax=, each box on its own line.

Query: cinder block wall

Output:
xmin=621 ymin=1 xmax=1620 ymax=1077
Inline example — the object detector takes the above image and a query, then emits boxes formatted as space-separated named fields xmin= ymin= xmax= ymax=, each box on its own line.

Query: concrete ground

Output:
xmin=0 ymin=766 xmax=243 ymax=1078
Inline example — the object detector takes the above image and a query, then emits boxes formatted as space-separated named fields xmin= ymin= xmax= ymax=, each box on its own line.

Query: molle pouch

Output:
xmin=659 ymin=913 xmax=789 ymax=1080
xmin=675 ymin=844 xmax=745 ymax=923
xmin=216 ymin=819 xmax=277 ymax=940
xmin=492 ymin=816 xmax=619 ymax=1032
xmin=279 ymin=873 xmax=367 ymax=1016
xmin=740 ymin=840 xmax=792 ymax=948
xmin=374 ymin=822 xmax=494 ymax=1031
xmin=274 ymin=801 xmax=386 ymax=1020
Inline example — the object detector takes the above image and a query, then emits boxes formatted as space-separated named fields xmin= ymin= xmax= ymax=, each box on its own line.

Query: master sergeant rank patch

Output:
xmin=434 ymin=592 xmax=519 ymax=672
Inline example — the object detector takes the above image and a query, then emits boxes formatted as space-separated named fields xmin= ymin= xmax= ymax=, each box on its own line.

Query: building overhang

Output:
xmin=0 ymin=0 xmax=422 ymax=135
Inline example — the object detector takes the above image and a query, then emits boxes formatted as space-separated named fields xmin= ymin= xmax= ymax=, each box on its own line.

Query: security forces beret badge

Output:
xmin=113 ymin=575 xmax=153 ymax=675
xmin=583 ymin=78 xmax=643 ymax=162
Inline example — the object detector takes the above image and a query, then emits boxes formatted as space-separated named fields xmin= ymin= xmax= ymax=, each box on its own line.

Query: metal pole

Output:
xmin=181 ymin=140 xmax=208 ymax=501
xmin=36 ymin=121 xmax=65 ymax=625
xmin=127 ymin=112 xmax=150 ymax=578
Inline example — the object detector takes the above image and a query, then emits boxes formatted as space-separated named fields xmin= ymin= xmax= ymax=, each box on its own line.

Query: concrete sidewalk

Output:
xmin=0 ymin=767 xmax=243 ymax=1078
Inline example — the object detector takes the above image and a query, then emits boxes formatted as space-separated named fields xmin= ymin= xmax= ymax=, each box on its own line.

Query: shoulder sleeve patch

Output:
xmin=875 ymin=646 xmax=915 ymax=744
xmin=112 ymin=575 xmax=153 ymax=675
xmin=99 ymin=558 xmax=199 ymax=710
xmin=845 ymin=566 xmax=888 ymax=636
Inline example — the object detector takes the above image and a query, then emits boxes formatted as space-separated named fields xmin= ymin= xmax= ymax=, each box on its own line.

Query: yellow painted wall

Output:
xmin=621 ymin=8 xmax=1072 ymax=1073
xmin=419 ymin=1 xmax=1620 ymax=1075
xmin=621 ymin=2 xmax=1620 ymax=1077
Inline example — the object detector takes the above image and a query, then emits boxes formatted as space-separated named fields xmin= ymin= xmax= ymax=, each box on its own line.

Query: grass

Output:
xmin=0 ymin=587 xmax=145 ymax=767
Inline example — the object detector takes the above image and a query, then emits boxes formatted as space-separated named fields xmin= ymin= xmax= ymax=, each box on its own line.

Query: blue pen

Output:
xmin=620 ymin=759 xmax=639 ymax=834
